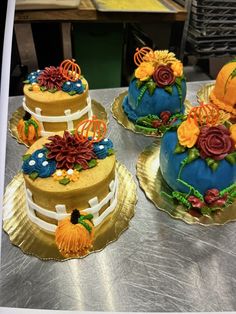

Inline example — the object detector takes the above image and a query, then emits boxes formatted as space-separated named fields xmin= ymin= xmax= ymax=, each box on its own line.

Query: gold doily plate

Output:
xmin=9 ymin=99 xmax=108 ymax=148
xmin=197 ymin=83 xmax=215 ymax=104
xmin=111 ymin=91 xmax=193 ymax=137
xmin=136 ymin=141 xmax=236 ymax=225
xmin=3 ymin=162 xmax=137 ymax=260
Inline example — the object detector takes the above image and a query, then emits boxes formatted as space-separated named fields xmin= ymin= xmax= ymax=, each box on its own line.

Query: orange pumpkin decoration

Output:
xmin=59 ymin=59 xmax=81 ymax=82
xmin=17 ymin=112 xmax=41 ymax=146
xmin=188 ymin=102 xmax=220 ymax=127
xmin=55 ymin=209 xmax=94 ymax=257
xmin=75 ymin=116 xmax=107 ymax=143
xmin=134 ymin=47 xmax=154 ymax=66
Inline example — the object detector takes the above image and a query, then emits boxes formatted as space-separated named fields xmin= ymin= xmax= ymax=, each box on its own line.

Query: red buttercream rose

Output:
xmin=188 ymin=196 xmax=205 ymax=209
xmin=160 ymin=111 xmax=171 ymax=124
xmin=152 ymin=65 xmax=175 ymax=88
xmin=196 ymin=125 xmax=235 ymax=160
xmin=204 ymin=189 xmax=228 ymax=207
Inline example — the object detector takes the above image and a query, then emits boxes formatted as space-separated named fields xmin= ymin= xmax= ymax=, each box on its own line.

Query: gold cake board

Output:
xmin=111 ymin=91 xmax=193 ymax=137
xmin=9 ymin=99 xmax=108 ymax=148
xmin=136 ymin=141 xmax=236 ymax=225
xmin=3 ymin=162 xmax=137 ymax=260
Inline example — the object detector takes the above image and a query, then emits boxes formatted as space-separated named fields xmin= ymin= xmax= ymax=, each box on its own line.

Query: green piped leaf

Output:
xmin=225 ymin=151 xmax=236 ymax=165
xmin=186 ymin=147 xmax=200 ymax=163
xmin=29 ymin=172 xmax=39 ymax=180
xmin=48 ymin=88 xmax=57 ymax=93
xmin=68 ymin=90 xmax=77 ymax=96
xmin=175 ymin=76 xmax=182 ymax=87
xmin=201 ymin=206 xmax=212 ymax=216
xmin=136 ymin=79 xmax=144 ymax=89
xmin=59 ymin=178 xmax=70 ymax=185
xmin=164 ymin=85 xmax=173 ymax=95
xmin=74 ymin=163 xmax=83 ymax=171
xmin=174 ymin=142 xmax=186 ymax=154
xmin=22 ymin=154 xmax=31 ymax=161
xmin=88 ymin=159 xmax=97 ymax=168
xmin=23 ymin=80 xmax=30 ymax=84
xmin=40 ymin=86 xmax=47 ymax=92
xmin=146 ymin=81 xmax=156 ymax=95
xmin=205 ymin=158 xmax=219 ymax=171
xmin=107 ymin=148 xmax=115 ymax=156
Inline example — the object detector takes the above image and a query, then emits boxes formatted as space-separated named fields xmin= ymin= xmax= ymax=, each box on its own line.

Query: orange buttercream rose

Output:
xmin=135 ymin=62 xmax=155 ymax=81
xmin=177 ymin=119 xmax=200 ymax=148
xmin=171 ymin=61 xmax=183 ymax=77
xmin=230 ymin=124 xmax=236 ymax=147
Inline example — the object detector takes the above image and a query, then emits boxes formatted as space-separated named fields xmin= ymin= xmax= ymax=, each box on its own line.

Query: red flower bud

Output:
xmin=152 ymin=120 xmax=162 ymax=128
xmin=152 ymin=65 xmax=175 ymax=88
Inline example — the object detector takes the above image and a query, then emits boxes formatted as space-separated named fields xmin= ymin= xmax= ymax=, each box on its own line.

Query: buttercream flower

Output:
xmin=160 ymin=111 xmax=171 ymax=124
xmin=144 ymin=50 xmax=177 ymax=66
xmin=204 ymin=189 xmax=228 ymax=207
xmin=171 ymin=61 xmax=183 ymax=77
xmin=177 ymin=119 xmax=200 ymax=148
xmin=135 ymin=62 xmax=155 ymax=81
xmin=66 ymin=169 xmax=80 ymax=182
xmin=230 ymin=124 xmax=236 ymax=147
xmin=196 ymin=125 xmax=235 ymax=160
xmin=188 ymin=196 xmax=205 ymax=209
xmin=53 ymin=169 xmax=66 ymax=181
xmin=153 ymin=65 xmax=175 ymax=87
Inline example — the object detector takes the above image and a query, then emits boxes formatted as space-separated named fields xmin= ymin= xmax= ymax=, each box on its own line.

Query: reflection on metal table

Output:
xmin=2 ymin=81 xmax=236 ymax=312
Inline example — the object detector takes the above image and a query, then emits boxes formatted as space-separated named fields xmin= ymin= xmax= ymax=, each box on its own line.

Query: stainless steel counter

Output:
xmin=2 ymin=81 xmax=236 ymax=312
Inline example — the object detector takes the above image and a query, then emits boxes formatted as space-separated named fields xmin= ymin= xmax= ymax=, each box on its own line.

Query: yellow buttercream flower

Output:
xmin=230 ymin=124 xmax=236 ymax=147
xmin=53 ymin=169 xmax=66 ymax=181
xmin=177 ymin=119 xmax=200 ymax=148
xmin=66 ymin=169 xmax=80 ymax=182
xmin=171 ymin=61 xmax=183 ymax=77
xmin=135 ymin=62 xmax=155 ymax=81
xmin=144 ymin=50 xmax=177 ymax=67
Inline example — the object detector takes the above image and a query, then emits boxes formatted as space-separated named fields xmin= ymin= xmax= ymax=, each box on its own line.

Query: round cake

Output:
xmin=21 ymin=120 xmax=118 ymax=257
xmin=160 ymin=103 xmax=236 ymax=215
xmin=210 ymin=59 xmax=236 ymax=119
xmin=17 ymin=59 xmax=92 ymax=145
xmin=123 ymin=47 xmax=186 ymax=134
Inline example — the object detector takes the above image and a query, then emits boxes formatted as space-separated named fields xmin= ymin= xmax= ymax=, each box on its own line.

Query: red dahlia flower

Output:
xmin=45 ymin=131 xmax=96 ymax=170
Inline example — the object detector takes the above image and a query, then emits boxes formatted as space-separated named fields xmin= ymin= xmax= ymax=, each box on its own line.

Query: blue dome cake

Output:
xmin=160 ymin=103 xmax=236 ymax=215
xmin=123 ymin=47 xmax=187 ymax=134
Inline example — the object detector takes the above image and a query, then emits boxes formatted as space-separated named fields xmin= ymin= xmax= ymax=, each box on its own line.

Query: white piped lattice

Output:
xmin=26 ymin=173 xmax=118 ymax=233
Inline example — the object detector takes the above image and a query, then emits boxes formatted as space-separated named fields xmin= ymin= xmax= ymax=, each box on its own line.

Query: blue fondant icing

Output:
xmin=160 ymin=130 xmax=236 ymax=195
xmin=100 ymin=138 xmax=113 ymax=150
xmin=93 ymin=143 xmax=108 ymax=159
xmin=124 ymin=78 xmax=186 ymax=120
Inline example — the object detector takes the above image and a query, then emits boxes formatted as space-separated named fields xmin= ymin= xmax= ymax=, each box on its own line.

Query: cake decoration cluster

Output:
xmin=122 ymin=46 xmax=186 ymax=135
xmin=161 ymin=102 xmax=236 ymax=216
xmin=22 ymin=117 xmax=114 ymax=186
xmin=24 ymin=59 xmax=85 ymax=96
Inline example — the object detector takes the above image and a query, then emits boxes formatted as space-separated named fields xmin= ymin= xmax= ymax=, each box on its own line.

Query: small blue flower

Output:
xmin=27 ymin=70 xmax=41 ymax=84
xmin=62 ymin=79 xmax=84 ymax=94
xmin=93 ymin=143 xmax=108 ymax=159
xmin=22 ymin=158 xmax=38 ymax=174
xmin=62 ymin=81 xmax=73 ymax=92
xmin=72 ymin=80 xmax=84 ymax=94
xmin=22 ymin=148 xmax=56 ymax=178
xmin=35 ymin=159 xmax=56 ymax=178
xmin=100 ymin=138 xmax=113 ymax=150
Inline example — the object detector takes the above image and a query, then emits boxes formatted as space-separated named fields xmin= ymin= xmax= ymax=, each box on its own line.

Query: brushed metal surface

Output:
xmin=2 ymin=81 xmax=236 ymax=312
